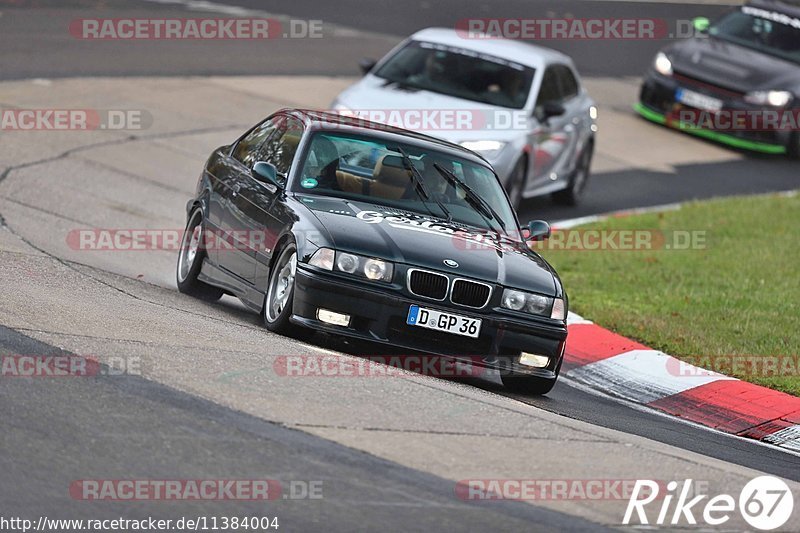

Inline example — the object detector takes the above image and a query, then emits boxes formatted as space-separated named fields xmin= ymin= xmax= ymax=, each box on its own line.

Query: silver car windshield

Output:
xmin=373 ymin=41 xmax=535 ymax=109
xmin=295 ymin=131 xmax=518 ymax=234
xmin=710 ymin=8 xmax=800 ymax=65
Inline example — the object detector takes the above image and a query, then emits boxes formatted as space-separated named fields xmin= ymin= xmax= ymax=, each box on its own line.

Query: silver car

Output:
xmin=331 ymin=27 xmax=598 ymax=208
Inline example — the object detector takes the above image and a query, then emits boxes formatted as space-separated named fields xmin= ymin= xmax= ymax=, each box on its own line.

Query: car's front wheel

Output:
xmin=263 ymin=243 xmax=308 ymax=339
xmin=176 ymin=208 xmax=223 ymax=301
xmin=552 ymin=141 xmax=593 ymax=206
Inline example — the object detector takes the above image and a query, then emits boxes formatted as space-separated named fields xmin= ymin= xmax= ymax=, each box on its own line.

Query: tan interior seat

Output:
xmin=371 ymin=155 xmax=411 ymax=200
xmin=335 ymin=170 xmax=370 ymax=194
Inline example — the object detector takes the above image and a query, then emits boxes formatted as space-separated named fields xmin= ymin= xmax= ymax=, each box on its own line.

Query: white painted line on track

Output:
xmin=560 ymin=374 xmax=800 ymax=458
xmin=567 ymin=349 xmax=735 ymax=404
xmin=764 ymin=426 xmax=800 ymax=452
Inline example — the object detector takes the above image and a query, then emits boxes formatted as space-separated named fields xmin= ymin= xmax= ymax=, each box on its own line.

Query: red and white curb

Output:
xmin=564 ymin=312 xmax=800 ymax=452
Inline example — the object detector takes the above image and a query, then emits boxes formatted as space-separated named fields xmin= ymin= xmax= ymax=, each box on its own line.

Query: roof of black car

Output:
xmin=280 ymin=108 xmax=489 ymax=163
xmin=747 ymin=0 xmax=800 ymax=17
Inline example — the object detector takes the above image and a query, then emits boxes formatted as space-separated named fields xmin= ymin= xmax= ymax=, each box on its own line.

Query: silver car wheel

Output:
xmin=265 ymin=250 xmax=297 ymax=323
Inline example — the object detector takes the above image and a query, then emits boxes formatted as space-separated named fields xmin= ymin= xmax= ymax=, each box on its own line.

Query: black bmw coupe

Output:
xmin=177 ymin=109 xmax=568 ymax=394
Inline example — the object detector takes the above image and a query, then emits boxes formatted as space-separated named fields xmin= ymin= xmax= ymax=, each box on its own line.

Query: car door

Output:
xmin=217 ymin=117 xmax=280 ymax=283
xmin=551 ymin=65 xmax=584 ymax=181
xmin=529 ymin=65 xmax=576 ymax=190
xmin=224 ymin=116 xmax=304 ymax=287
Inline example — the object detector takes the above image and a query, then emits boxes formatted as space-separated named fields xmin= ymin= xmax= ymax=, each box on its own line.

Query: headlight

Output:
xmin=309 ymin=248 xmax=393 ymax=282
xmin=501 ymin=289 xmax=565 ymax=320
xmin=653 ymin=52 xmax=673 ymax=76
xmin=308 ymin=248 xmax=335 ymax=270
xmin=364 ymin=258 xmax=390 ymax=281
xmin=460 ymin=140 xmax=507 ymax=159
xmin=336 ymin=252 xmax=359 ymax=273
xmin=744 ymin=90 xmax=793 ymax=107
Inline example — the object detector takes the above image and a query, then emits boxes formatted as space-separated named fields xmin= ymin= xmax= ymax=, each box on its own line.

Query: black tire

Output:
xmin=176 ymin=208 xmax=223 ymax=301
xmin=788 ymin=132 xmax=800 ymax=160
xmin=552 ymin=142 xmax=593 ymax=206
xmin=505 ymin=157 xmax=527 ymax=212
xmin=262 ymin=243 xmax=311 ymax=340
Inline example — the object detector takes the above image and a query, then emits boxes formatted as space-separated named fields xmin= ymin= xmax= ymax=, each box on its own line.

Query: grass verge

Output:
xmin=538 ymin=193 xmax=800 ymax=396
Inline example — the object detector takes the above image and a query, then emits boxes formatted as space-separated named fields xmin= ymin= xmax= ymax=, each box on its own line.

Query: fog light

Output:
xmin=519 ymin=353 xmax=549 ymax=368
xmin=317 ymin=308 xmax=350 ymax=327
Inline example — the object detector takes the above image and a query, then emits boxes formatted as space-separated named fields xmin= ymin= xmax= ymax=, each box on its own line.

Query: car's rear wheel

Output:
xmin=176 ymin=208 xmax=223 ymax=301
xmin=787 ymin=131 xmax=800 ymax=160
xmin=263 ymin=243 xmax=311 ymax=341
xmin=552 ymin=141 xmax=593 ymax=206
xmin=506 ymin=157 xmax=527 ymax=212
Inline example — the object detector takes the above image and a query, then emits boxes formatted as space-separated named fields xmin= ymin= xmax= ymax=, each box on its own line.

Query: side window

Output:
xmin=537 ymin=67 xmax=562 ymax=106
xmin=557 ymin=65 xmax=579 ymax=101
xmin=232 ymin=119 xmax=277 ymax=168
xmin=260 ymin=118 xmax=304 ymax=179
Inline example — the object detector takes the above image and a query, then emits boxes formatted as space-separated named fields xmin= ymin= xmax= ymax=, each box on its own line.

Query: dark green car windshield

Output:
xmin=294 ymin=131 xmax=517 ymax=234
xmin=710 ymin=7 xmax=800 ymax=64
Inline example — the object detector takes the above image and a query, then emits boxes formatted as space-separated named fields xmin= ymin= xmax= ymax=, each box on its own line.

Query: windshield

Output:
xmin=709 ymin=7 xmax=800 ymax=64
xmin=373 ymin=41 xmax=535 ymax=109
xmin=294 ymin=131 xmax=518 ymax=234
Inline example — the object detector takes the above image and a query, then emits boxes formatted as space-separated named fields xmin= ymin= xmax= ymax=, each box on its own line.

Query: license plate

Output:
xmin=676 ymin=88 xmax=723 ymax=112
xmin=406 ymin=305 xmax=481 ymax=338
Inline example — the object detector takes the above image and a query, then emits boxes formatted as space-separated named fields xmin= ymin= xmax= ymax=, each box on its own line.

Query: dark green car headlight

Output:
xmin=309 ymin=248 xmax=393 ymax=283
xmin=501 ymin=288 xmax=565 ymax=320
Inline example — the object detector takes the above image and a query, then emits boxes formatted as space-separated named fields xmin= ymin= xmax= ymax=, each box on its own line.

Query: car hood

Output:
xmin=333 ymin=74 xmax=526 ymax=144
xmin=668 ymin=37 xmax=800 ymax=93
xmin=297 ymin=195 xmax=557 ymax=296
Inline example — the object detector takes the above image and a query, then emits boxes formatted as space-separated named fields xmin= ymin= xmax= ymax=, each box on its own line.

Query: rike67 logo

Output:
xmin=623 ymin=476 xmax=794 ymax=530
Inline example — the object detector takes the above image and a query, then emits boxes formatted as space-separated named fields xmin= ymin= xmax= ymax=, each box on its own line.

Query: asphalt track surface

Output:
xmin=1 ymin=0 xmax=800 ymax=530
xmin=0 ymin=325 xmax=606 ymax=531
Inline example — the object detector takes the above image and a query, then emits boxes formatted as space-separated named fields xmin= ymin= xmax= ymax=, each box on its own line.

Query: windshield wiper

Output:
xmin=432 ymin=162 xmax=506 ymax=234
xmin=395 ymin=147 xmax=453 ymax=224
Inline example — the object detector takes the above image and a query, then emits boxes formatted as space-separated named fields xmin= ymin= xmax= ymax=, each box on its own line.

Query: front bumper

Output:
xmin=638 ymin=71 xmax=790 ymax=154
xmin=291 ymin=265 xmax=567 ymax=378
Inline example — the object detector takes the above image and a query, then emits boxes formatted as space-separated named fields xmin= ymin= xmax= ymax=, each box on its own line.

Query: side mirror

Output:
xmin=359 ymin=57 xmax=377 ymax=75
xmin=252 ymin=161 xmax=280 ymax=187
xmin=693 ymin=17 xmax=710 ymax=33
xmin=543 ymin=101 xmax=566 ymax=119
xmin=526 ymin=220 xmax=551 ymax=241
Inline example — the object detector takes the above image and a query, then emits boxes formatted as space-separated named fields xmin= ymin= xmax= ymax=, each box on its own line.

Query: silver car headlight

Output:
xmin=501 ymin=288 xmax=565 ymax=320
xmin=460 ymin=140 xmax=507 ymax=159
xmin=309 ymin=248 xmax=393 ymax=282
xmin=744 ymin=90 xmax=793 ymax=107
xmin=653 ymin=52 xmax=673 ymax=76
